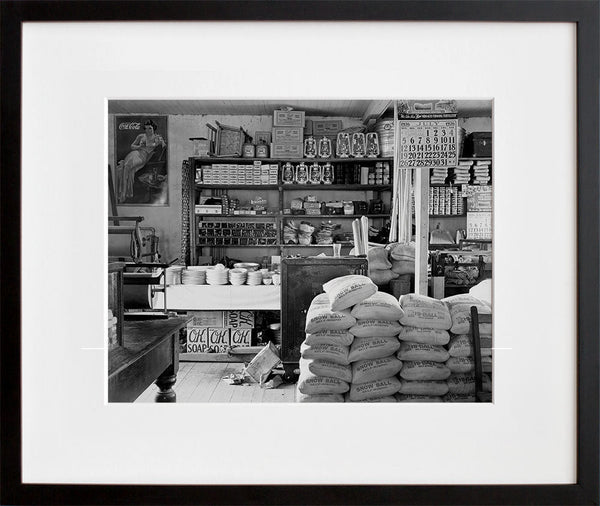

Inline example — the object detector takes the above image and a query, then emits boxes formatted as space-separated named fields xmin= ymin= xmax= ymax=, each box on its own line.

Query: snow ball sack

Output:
xmin=446 ymin=373 xmax=492 ymax=394
xmin=300 ymin=342 xmax=350 ymax=366
xmin=443 ymin=393 xmax=476 ymax=403
xmin=304 ymin=293 xmax=356 ymax=333
xmin=368 ymin=246 xmax=392 ymax=270
xmin=348 ymin=376 xmax=401 ymax=402
xmin=368 ymin=269 xmax=400 ymax=286
xmin=349 ymin=319 xmax=402 ymax=338
xmin=296 ymin=388 xmax=345 ymax=403
xmin=297 ymin=369 xmax=350 ymax=395
xmin=447 ymin=334 xmax=492 ymax=357
xmin=396 ymin=342 xmax=449 ymax=363
xmin=442 ymin=294 xmax=492 ymax=335
xmin=395 ymin=394 xmax=443 ymax=403
xmin=348 ymin=336 xmax=401 ymax=362
xmin=323 ymin=275 xmax=378 ymax=312
xmin=397 ymin=326 xmax=450 ymax=346
xmin=300 ymin=357 xmax=352 ymax=383
xmin=345 ymin=393 xmax=397 ymax=402
xmin=398 ymin=294 xmax=452 ymax=330
xmin=446 ymin=356 xmax=475 ymax=374
xmin=304 ymin=330 xmax=354 ymax=347
xmin=351 ymin=356 xmax=403 ymax=384
xmin=442 ymin=293 xmax=491 ymax=309
xmin=399 ymin=360 xmax=451 ymax=381
xmin=398 ymin=380 xmax=449 ymax=396
xmin=350 ymin=291 xmax=405 ymax=321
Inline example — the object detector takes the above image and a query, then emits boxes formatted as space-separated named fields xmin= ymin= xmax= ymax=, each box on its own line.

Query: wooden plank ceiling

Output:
xmin=108 ymin=99 xmax=492 ymax=119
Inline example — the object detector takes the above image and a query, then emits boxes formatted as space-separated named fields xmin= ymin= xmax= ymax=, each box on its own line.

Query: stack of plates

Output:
xmin=165 ymin=266 xmax=185 ymax=285
xmin=246 ymin=270 xmax=263 ymax=286
xmin=206 ymin=265 xmax=229 ymax=285
xmin=182 ymin=266 xmax=207 ymax=285
xmin=229 ymin=268 xmax=248 ymax=286
xmin=233 ymin=262 xmax=260 ymax=272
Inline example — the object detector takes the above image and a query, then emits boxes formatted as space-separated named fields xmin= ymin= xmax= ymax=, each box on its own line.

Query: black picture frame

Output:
xmin=1 ymin=1 xmax=598 ymax=505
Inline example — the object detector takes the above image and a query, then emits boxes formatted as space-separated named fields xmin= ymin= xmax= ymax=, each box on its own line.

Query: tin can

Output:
xmin=256 ymin=144 xmax=269 ymax=158
xmin=242 ymin=142 xmax=255 ymax=158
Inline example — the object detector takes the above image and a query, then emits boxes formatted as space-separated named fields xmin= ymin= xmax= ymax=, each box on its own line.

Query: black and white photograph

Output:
xmin=107 ymin=99 xmax=494 ymax=404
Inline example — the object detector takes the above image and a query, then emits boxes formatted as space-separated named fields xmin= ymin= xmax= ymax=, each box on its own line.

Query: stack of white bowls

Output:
xmin=233 ymin=262 xmax=260 ymax=272
xmin=206 ymin=265 xmax=229 ymax=285
xmin=229 ymin=268 xmax=248 ymax=286
xmin=165 ymin=265 xmax=185 ymax=285
xmin=181 ymin=266 xmax=208 ymax=285
xmin=246 ymin=270 xmax=263 ymax=286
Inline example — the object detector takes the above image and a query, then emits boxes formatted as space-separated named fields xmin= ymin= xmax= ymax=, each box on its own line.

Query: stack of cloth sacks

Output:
xmin=366 ymin=246 xmax=399 ymax=286
xmin=442 ymin=294 xmax=492 ymax=402
xmin=283 ymin=220 xmax=298 ymax=244
xmin=345 ymin=291 xmax=405 ymax=402
xmin=472 ymin=160 xmax=491 ymax=185
xmin=453 ymin=161 xmax=472 ymax=185
xmin=297 ymin=222 xmax=315 ymax=245
xmin=430 ymin=167 xmax=448 ymax=185
xmin=395 ymin=294 xmax=452 ymax=402
xmin=386 ymin=242 xmax=415 ymax=276
xmin=314 ymin=221 xmax=341 ymax=245
xmin=297 ymin=291 xmax=357 ymax=402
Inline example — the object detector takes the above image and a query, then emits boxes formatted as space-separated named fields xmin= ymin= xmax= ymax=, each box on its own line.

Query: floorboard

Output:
xmin=133 ymin=361 xmax=296 ymax=403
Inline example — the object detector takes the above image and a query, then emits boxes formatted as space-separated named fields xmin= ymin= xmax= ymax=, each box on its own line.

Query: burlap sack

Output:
xmin=323 ymin=275 xmax=378 ymax=311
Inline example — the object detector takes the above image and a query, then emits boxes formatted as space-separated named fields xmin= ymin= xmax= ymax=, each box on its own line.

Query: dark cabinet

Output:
xmin=281 ymin=256 xmax=368 ymax=378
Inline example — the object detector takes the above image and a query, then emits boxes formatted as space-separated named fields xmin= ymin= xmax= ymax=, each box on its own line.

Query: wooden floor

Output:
xmin=134 ymin=361 xmax=296 ymax=403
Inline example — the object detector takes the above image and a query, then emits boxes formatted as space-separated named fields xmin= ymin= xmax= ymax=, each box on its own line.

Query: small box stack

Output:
xmin=272 ymin=110 xmax=305 ymax=159
xmin=185 ymin=310 xmax=254 ymax=353
xmin=453 ymin=160 xmax=472 ymax=184
xmin=198 ymin=163 xmax=277 ymax=185
xmin=473 ymin=160 xmax=491 ymax=185
xmin=430 ymin=167 xmax=448 ymax=185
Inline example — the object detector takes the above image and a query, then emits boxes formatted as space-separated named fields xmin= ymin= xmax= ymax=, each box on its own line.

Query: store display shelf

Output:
xmin=196 ymin=213 xmax=279 ymax=218
xmin=191 ymin=157 xmax=393 ymax=163
xmin=196 ymin=184 xmax=279 ymax=190
xmin=196 ymin=244 xmax=280 ymax=248
xmin=429 ymin=214 xmax=467 ymax=218
xmin=281 ymin=243 xmax=354 ymax=248
xmin=153 ymin=284 xmax=281 ymax=311
xmin=283 ymin=184 xmax=391 ymax=191
xmin=284 ymin=214 xmax=389 ymax=219
xmin=458 ymin=157 xmax=492 ymax=161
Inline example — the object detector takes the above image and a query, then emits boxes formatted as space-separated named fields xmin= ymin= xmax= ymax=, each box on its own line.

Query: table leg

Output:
xmin=155 ymin=373 xmax=177 ymax=402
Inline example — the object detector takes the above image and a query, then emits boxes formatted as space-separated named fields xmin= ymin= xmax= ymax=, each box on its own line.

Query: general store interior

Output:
xmin=107 ymin=99 xmax=493 ymax=404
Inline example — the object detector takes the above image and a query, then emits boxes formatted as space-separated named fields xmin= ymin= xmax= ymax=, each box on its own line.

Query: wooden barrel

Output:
xmin=374 ymin=119 xmax=395 ymax=157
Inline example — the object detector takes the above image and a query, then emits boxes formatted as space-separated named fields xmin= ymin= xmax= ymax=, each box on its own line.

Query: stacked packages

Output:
xmin=442 ymin=294 xmax=493 ymax=401
xmin=395 ymin=294 xmax=451 ymax=402
xmin=296 ymin=275 xmax=492 ymax=403
xmin=430 ymin=167 xmax=448 ymax=185
xmin=346 ymin=292 xmax=404 ymax=402
xmin=453 ymin=161 xmax=472 ymax=185
xmin=473 ymin=161 xmax=491 ymax=185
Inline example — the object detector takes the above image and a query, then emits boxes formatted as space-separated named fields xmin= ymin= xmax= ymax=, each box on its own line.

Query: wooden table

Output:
xmin=108 ymin=316 xmax=190 ymax=402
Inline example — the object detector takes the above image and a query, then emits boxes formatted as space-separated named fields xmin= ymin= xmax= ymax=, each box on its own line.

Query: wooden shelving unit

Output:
xmin=188 ymin=156 xmax=393 ymax=264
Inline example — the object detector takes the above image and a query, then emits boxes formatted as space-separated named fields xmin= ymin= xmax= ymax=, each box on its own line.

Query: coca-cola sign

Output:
xmin=118 ymin=121 xmax=141 ymax=130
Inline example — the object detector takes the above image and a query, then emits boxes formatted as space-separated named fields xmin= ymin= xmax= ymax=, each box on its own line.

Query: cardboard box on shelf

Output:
xmin=271 ymin=143 xmax=303 ymax=159
xmin=272 ymin=126 xmax=304 ymax=144
xmin=273 ymin=110 xmax=305 ymax=127
xmin=224 ymin=310 xmax=255 ymax=328
xmin=187 ymin=310 xmax=224 ymax=327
